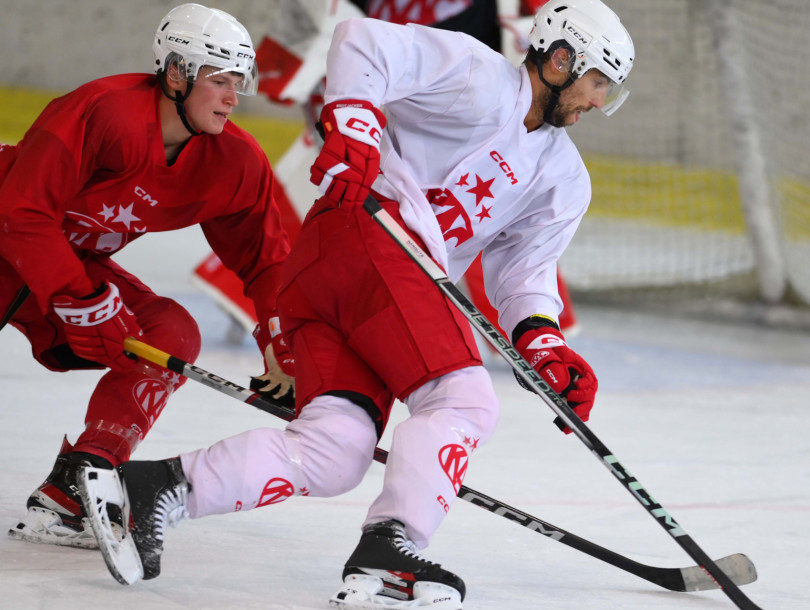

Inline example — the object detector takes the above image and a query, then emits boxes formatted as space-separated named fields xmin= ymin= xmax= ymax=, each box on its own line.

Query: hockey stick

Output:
xmin=361 ymin=197 xmax=763 ymax=609
xmin=0 ymin=285 xmax=30 ymax=332
xmin=123 ymin=336 xmax=756 ymax=593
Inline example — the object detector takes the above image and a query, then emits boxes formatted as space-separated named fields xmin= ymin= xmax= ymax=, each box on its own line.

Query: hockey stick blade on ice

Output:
xmin=362 ymin=196 xmax=762 ymax=609
xmin=123 ymin=337 xmax=756 ymax=593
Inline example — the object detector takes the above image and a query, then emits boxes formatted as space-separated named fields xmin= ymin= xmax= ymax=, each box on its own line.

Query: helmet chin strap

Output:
xmin=534 ymin=57 xmax=576 ymax=125
xmin=158 ymin=77 xmax=201 ymax=137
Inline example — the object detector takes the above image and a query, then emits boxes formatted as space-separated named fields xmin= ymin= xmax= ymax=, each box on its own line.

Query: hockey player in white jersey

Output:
xmin=79 ymin=1 xmax=634 ymax=607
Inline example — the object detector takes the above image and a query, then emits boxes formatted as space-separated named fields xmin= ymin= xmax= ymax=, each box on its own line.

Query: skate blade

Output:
xmin=329 ymin=575 xmax=462 ymax=609
xmin=7 ymin=506 xmax=99 ymax=549
xmin=78 ymin=467 xmax=144 ymax=585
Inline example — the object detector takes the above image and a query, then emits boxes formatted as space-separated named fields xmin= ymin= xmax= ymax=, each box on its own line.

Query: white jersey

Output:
xmin=325 ymin=18 xmax=591 ymax=335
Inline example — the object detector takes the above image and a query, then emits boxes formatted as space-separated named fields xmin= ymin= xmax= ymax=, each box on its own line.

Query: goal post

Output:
xmin=706 ymin=0 xmax=786 ymax=303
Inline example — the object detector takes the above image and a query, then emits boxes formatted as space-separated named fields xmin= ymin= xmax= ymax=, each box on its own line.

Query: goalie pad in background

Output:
xmin=256 ymin=0 xmax=539 ymax=105
xmin=255 ymin=0 xmax=364 ymax=105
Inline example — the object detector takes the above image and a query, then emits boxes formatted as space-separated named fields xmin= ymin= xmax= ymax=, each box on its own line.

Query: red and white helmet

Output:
xmin=528 ymin=0 xmax=634 ymax=115
xmin=153 ymin=3 xmax=258 ymax=96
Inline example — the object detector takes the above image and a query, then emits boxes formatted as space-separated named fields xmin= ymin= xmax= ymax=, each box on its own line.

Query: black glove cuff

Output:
xmin=81 ymin=282 xmax=110 ymax=301
xmin=511 ymin=314 xmax=560 ymax=344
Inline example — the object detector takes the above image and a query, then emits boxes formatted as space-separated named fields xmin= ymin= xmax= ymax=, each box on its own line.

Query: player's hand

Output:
xmin=252 ymin=318 xmax=295 ymax=408
xmin=310 ymin=99 xmax=386 ymax=205
xmin=514 ymin=319 xmax=597 ymax=434
xmin=52 ymin=281 xmax=143 ymax=370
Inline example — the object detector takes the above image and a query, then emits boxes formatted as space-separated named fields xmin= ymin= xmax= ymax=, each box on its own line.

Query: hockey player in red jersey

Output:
xmin=0 ymin=4 xmax=293 ymax=549
xmin=79 ymin=1 xmax=634 ymax=607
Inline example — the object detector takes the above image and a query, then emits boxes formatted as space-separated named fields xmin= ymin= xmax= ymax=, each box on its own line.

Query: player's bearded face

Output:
xmin=184 ymin=66 xmax=243 ymax=135
xmin=545 ymin=69 xmax=611 ymax=128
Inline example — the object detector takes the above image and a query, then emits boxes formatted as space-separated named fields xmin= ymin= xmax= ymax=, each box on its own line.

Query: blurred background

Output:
xmin=1 ymin=4 xmax=809 ymax=608
xmin=1 ymin=0 xmax=809 ymax=330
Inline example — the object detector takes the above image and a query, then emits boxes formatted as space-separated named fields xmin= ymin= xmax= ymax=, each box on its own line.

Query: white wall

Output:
xmin=0 ymin=1 xmax=282 ymax=103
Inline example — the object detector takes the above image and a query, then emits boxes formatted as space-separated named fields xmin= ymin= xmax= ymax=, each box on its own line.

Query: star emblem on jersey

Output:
xmin=99 ymin=204 xmax=116 ymax=222
xmin=112 ymin=203 xmax=142 ymax=229
xmin=98 ymin=203 xmax=142 ymax=230
xmin=466 ymin=174 xmax=495 ymax=206
xmin=475 ymin=205 xmax=492 ymax=222
xmin=160 ymin=370 xmax=181 ymax=388
xmin=429 ymin=171 xmax=499 ymax=247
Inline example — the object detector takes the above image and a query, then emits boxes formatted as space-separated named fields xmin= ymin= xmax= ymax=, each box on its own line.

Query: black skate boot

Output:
xmin=330 ymin=520 xmax=465 ymax=609
xmin=78 ymin=458 xmax=189 ymax=585
xmin=8 ymin=436 xmax=119 ymax=549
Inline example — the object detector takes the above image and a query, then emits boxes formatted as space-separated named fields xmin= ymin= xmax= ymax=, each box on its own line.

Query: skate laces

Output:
xmin=388 ymin=523 xmax=434 ymax=565
xmin=152 ymin=484 xmax=188 ymax=541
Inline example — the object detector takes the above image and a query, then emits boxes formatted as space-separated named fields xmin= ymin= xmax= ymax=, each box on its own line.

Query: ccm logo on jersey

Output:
xmin=490 ymin=151 xmax=518 ymax=185
xmin=135 ymin=185 xmax=158 ymax=207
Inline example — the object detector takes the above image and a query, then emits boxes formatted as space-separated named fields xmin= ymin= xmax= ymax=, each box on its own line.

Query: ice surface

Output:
xmin=2 ymin=230 xmax=808 ymax=609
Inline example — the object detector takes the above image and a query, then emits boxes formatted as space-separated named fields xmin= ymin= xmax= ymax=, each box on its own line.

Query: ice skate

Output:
xmin=79 ymin=458 xmax=189 ymax=585
xmin=329 ymin=520 xmax=464 ymax=609
xmin=8 ymin=436 xmax=120 ymax=549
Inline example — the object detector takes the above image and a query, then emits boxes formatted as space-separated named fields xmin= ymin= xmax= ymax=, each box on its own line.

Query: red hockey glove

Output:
xmin=513 ymin=316 xmax=598 ymax=434
xmin=310 ymin=99 xmax=386 ymax=205
xmin=251 ymin=317 xmax=295 ymax=407
xmin=52 ymin=281 xmax=143 ymax=371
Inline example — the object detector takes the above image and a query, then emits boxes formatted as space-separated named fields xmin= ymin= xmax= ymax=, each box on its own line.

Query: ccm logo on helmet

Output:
xmin=566 ymin=24 xmax=590 ymax=46
xmin=167 ymin=36 xmax=190 ymax=45
xmin=346 ymin=118 xmax=382 ymax=145
xmin=490 ymin=151 xmax=518 ymax=185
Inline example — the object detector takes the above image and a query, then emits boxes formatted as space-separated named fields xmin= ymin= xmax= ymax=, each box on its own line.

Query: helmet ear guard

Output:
xmin=550 ymin=45 xmax=576 ymax=74
xmin=162 ymin=54 xmax=189 ymax=86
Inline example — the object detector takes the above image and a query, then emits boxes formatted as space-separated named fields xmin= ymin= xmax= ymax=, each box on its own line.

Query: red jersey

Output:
xmin=0 ymin=74 xmax=289 ymax=326
xmin=364 ymin=0 xmax=472 ymax=25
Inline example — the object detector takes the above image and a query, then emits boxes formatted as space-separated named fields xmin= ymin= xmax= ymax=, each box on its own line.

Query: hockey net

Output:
xmin=538 ymin=0 xmax=810 ymax=317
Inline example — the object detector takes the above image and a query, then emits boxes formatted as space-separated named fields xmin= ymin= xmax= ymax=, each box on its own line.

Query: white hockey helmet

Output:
xmin=153 ymin=3 xmax=258 ymax=96
xmin=528 ymin=0 xmax=634 ymax=115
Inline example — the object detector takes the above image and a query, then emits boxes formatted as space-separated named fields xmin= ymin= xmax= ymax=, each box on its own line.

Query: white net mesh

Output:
xmin=558 ymin=0 xmax=810 ymax=309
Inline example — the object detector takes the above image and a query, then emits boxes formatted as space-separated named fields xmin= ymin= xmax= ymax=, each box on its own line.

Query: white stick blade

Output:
xmin=681 ymin=553 xmax=758 ymax=592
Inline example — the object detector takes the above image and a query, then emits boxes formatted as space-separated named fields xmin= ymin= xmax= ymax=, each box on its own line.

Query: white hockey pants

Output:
xmin=180 ymin=365 xmax=499 ymax=548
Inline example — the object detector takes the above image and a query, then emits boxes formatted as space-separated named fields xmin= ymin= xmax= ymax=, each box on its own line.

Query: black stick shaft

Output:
xmin=123 ymin=337 xmax=754 ymax=594
xmin=362 ymin=197 xmax=762 ymax=610
xmin=0 ymin=285 xmax=30 ymax=331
